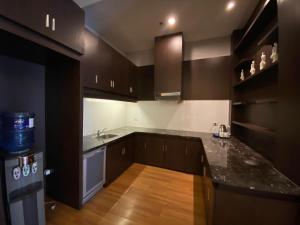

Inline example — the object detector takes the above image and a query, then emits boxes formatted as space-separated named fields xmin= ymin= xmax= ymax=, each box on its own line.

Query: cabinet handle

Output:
xmin=129 ymin=86 xmax=133 ymax=93
xmin=207 ymin=188 xmax=210 ymax=201
xmin=203 ymin=166 xmax=206 ymax=176
xmin=52 ymin=18 xmax=56 ymax=31
xmin=121 ymin=148 xmax=126 ymax=155
xmin=95 ymin=75 xmax=98 ymax=84
xmin=110 ymin=80 xmax=113 ymax=88
xmin=45 ymin=14 xmax=50 ymax=28
xmin=113 ymin=80 xmax=115 ymax=88
xmin=201 ymin=155 xmax=204 ymax=163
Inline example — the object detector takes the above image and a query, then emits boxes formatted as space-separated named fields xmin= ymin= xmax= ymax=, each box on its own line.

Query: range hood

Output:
xmin=154 ymin=33 xmax=183 ymax=100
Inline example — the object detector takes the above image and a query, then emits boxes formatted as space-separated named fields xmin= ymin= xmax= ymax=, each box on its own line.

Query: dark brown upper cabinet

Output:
xmin=81 ymin=29 xmax=101 ymax=89
xmin=137 ymin=65 xmax=155 ymax=101
xmin=154 ymin=33 xmax=183 ymax=99
xmin=82 ymin=32 xmax=137 ymax=98
xmin=0 ymin=0 xmax=84 ymax=54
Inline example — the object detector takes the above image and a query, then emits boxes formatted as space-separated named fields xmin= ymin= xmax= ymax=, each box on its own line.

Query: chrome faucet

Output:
xmin=97 ymin=128 xmax=106 ymax=138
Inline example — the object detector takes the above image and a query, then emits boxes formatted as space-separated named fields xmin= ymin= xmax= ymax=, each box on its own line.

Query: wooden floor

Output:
xmin=46 ymin=163 xmax=206 ymax=225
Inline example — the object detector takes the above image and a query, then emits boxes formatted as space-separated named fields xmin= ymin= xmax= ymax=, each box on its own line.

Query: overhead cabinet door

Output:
xmin=0 ymin=0 xmax=84 ymax=53
xmin=0 ymin=0 xmax=50 ymax=36
xmin=81 ymin=29 xmax=101 ymax=89
xmin=48 ymin=0 xmax=84 ymax=53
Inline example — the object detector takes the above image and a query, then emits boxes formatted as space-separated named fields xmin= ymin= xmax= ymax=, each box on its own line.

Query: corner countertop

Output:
xmin=83 ymin=127 xmax=300 ymax=198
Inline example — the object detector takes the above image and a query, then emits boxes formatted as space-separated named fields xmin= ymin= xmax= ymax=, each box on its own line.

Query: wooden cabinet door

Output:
xmin=128 ymin=63 xmax=137 ymax=97
xmin=145 ymin=135 xmax=164 ymax=168
xmin=137 ymin=65 xmax=155 ymax=100
xmin=0 ymin=0 xmax=50 ymax=37
xmin=164 ymin=136 xmax=187 ymax=172
xmin=185 ymin=139 xmax=203 ymax=174
xmin=106 ymin=141 xmax=123 ymax=185
xmin=133 ymin=134 xmax=147 ymax=164
xmin=81 ymin=29 xmax=100 ymax=89
xmin=48 ymin=0 xmax=84 ymax=53
xmin=154 ymin=33 xmax=183 ymax=96
xmin=124 ymin=136 xmax=133 ymax=169
xmin=99 ymin=41 xmax=115 ymax=92
xmin=114 ymin=53 xmax=127 ymax=94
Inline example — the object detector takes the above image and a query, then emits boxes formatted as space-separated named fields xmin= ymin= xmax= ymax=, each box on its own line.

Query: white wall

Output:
xmin=126 ymin=36 xmax=231 ymax=66
xmin=83 ymin=98 xmax=127 ymax=136
xmin=83 ymin=98 xmax=230 ymax=135
xmin=126 ymin=100 xmax=230 ymax=132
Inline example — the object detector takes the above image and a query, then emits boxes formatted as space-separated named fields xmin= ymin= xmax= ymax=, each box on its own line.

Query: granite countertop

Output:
xmin=83 ymin=127 xmax=300 ymax=198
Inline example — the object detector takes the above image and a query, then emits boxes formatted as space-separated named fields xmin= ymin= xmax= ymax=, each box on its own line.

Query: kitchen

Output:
xmin=0 ymin=0 xmax=299 ymax=225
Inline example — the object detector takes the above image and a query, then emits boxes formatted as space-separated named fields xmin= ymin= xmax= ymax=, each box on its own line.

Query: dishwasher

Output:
xmin=82 ymin=146 xmax=106 ymax=204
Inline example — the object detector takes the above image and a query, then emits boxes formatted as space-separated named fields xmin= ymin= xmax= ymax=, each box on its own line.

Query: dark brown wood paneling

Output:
xmin=45 ymin=53 xmax=82 ymax=209
xmin=137 ymin=65 xmax=155 ymax=101
xmin=183 ymin=56 xmax=232 ymax=100
xmin=154 ymin=33 xmax=183 ymax=96
xmin=275 ymin=0 xmax=300 ymax=185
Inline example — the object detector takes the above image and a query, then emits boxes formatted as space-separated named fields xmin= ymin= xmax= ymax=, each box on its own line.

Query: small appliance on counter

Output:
xmin=0 ymin=112 xmax=45 ymax=225
xmin=211 ymin=123 xmax=231 ymax=139
xmin=0 ymin=112 xmax=35 ymax=154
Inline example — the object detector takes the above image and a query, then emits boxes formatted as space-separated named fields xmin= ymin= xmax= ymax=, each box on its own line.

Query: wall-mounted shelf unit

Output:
xmin=234 ymin=0 xmax=277 ymax=53
xmin=234 ymin=62 xmax=278 ymax=88
xmin=234 ymin=58 xmax=252 ymax=71
xmin=232 ymin=121 xmax=276 ymax=137
xmin=257 ymin=23 xmax=278 ymax=47
xmin=232 ymin=98 xmax=277 ymax=106
xmin=231 ymin=0 xmax=278 ymax=162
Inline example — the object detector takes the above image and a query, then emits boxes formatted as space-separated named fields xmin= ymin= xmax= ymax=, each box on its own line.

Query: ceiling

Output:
xmin=74 ymin=0 xmax=259 ymax=53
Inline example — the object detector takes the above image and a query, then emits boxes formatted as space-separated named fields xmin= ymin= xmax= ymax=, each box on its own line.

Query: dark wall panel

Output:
xmin=0 ymin=54 xmax=46 ymax=151
xmin=276 ymin=0 xmax=300 ymax=185
xmin=137 ymin=56 xmax=232 ymax=101
xmin=183 ymin=56 xmax=232 ymax=100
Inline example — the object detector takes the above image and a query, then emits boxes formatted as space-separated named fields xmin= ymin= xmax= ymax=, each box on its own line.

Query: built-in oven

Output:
xmin=82 ymin=146 xmax=106 ymax=204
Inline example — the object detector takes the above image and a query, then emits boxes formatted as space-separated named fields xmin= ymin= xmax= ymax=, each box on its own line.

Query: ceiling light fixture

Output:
xmin=167 ymin=17 xmax=176 ymax=26
xmin=226 ymin=1 xmax=236 ymax=11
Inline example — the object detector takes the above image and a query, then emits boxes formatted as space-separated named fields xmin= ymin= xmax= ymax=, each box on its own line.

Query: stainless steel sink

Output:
xmin=95 ymin=134 xmax=118 ymax=139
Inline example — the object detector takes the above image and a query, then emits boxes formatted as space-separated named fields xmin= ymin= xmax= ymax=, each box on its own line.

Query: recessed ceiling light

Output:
xmin=226 ymin=1 xmax=236 ymax=11
xmin=167 ymin=17 xmax=176 ymax=26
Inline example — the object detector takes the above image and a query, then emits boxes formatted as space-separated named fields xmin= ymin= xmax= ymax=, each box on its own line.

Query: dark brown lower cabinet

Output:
xmin=105 ymin=136 xmax=133 ymax=185
xmin=202 ymin=156 xmax=300 ymax=225
xmin=185 ymin=139 xmax=204 ymax=174
xmin=145 ymin=135 xmax=164 ymax=168
xmin=133 ymin=133 xmax=203 ymax=175
xmin=133 ymin=134 xmax=147 ymax=164
xmin=164 ymin=136 xmax=187 ymax=172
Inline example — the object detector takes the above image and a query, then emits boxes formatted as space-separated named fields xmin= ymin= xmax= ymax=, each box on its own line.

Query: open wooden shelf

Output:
xmin=234 ymin=0 xmax=277 ymax=52
xmin=234 ymin=62 xmax=278 ymax=88
xmin=232 ymin=98 xmax=277 ymax=106
xmin=232 ymin=121 xmax=276 ymax=136
xmin=257 ymin=22 xmax=278 ymax=47
xmin=234 ymin=58 xmax=252 ymax=71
